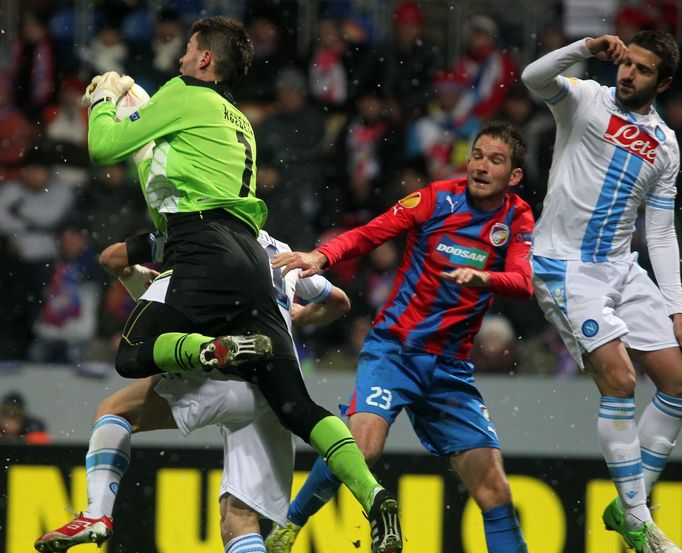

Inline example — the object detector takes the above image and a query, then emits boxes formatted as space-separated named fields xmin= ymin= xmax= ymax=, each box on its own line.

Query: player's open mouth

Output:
xmin=473 ymin=177 xmax=490 ymax=185
xmin=619 ymin=81 xmax=633 ymax=91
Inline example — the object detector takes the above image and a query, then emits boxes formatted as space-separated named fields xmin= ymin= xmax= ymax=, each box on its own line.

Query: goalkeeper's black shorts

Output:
xmin=160 ymin=209 xmax=296 ymax=362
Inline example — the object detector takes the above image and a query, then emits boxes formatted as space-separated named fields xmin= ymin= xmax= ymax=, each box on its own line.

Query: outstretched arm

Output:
xmin=272 ymin=250 xmax=328 ymax=278
xmin=293 ymin=286 xmax=351 ymax=327
xmin=99 ymin=240 xmax=158 ymax=301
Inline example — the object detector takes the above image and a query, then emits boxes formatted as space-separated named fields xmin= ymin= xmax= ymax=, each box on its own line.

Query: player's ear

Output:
xmin=508 ymin=167 xmax=523 ymax=188
xmin=657 ymin=75 xmax=673 ymax=94
xmin=199 ymin=50 xmax=212 ymax=70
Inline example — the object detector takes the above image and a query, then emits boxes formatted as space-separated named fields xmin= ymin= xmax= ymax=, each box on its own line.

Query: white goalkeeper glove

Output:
xmin=118 ymin=265 xmax=158 ymax=301
xmin=83 ymin=71 xmax=134 ymax=113
xmin=81 ymin=74 xmax=102 ymax=108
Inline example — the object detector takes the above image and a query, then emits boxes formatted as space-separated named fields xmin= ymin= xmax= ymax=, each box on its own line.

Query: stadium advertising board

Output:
xmin=2 ymin=445 xmax=681 ymax=553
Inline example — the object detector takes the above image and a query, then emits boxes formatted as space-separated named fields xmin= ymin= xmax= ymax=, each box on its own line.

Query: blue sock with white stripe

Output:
xmin=287 ymin=456 xmax=341 ymax=526
xmin=482 ymin=504 xmax=528 ymax=552
xmin=638 ymin=391 xmax=682 ymax=495
xmin=83 ymin=415 xmax=132 ymax=519
xmin=224 ymin=533 xmax=265 ymax=553
xmin=598 ymin=397 xmax=650 ymax=527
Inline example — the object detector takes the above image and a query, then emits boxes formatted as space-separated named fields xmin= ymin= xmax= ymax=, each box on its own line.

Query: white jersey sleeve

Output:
xmin=645 ymin=137 xmax=682 ymax=315
xmin=523 ymin=41 xmax=681 ymax=262
xmin=257 ymin=230 xmax=332 ymax=333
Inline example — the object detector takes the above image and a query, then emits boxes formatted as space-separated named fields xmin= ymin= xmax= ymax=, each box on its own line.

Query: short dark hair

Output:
xmin=191 ymin=16 xmax=254 ymax=84
xmin=629 ymin=30 xmax=680 ymax=83
xmin=473 ymin=122 xmax=526 ymax=169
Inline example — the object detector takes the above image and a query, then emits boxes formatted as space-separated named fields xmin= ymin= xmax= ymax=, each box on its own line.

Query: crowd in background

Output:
xmin=1 ymin=0 xmax=681 ymax=380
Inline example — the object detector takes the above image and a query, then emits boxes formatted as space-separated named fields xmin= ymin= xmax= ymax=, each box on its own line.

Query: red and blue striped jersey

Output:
xmin=317 ymin=178 xmax=534 ymax=359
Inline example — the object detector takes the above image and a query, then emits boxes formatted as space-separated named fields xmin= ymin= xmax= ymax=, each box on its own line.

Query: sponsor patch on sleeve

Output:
xmin=398 ymin=191 xmax=421 ymax=209
xmin=514 ymin=231 xmax=533 ymax=244
xmin=129 ymin=112 xmax=140 ymax=122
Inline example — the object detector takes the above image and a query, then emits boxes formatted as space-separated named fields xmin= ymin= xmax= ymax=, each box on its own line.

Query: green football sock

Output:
xmin=309 ymin=415 xmax=381 ymax=513
xmin=152 ymin=332 xmax=212 ymax=373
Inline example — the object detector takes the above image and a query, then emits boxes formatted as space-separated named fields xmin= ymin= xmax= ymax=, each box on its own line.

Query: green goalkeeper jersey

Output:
xmin=88 ymin=76 xmax=265 ymax=235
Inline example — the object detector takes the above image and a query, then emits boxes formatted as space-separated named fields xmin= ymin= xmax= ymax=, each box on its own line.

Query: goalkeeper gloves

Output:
xmin=82 ymin=71 xmax=134 ymax=113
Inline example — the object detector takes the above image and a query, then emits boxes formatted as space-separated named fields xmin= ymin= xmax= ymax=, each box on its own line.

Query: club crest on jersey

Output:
xmin=603 ymin=115 xmax=659 ymax=164
xmin=489 ymin=223 xmax=510 ymax=247
xmin=655 ymin=126 xmax=666 ymax=142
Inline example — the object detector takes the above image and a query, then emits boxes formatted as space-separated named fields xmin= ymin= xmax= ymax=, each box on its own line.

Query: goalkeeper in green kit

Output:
xmin=80 ymin=16 xmax=401 ymax=553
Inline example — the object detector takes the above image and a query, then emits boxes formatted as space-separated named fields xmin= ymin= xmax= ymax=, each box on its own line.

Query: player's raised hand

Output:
xmin=440 ymin=268 xmax=491 ymax=288
xmin=84 ymin=71 xmax=134 ymax=112
xmin=82 ymin=75 xmax=102 ymax=107
xmin=272 ymin=250 xmax=327 ymax=278
xmin=586 ymin=35 xmax=628 ymax=64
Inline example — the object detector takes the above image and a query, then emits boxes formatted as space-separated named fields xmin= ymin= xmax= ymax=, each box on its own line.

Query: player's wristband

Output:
xmin=90 ymin=96 xmax=113 ymax=110
xmin=125 ymin=233 xmax=154 ymax=265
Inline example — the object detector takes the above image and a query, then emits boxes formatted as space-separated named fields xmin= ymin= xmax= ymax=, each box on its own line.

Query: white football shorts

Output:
xmin=532 ymin=253 xmax=678 ymax=368
xmin=145 ymin=276 xmax=294 ymax=526
xmin=155 ymin=372 xmax=294 ymax=526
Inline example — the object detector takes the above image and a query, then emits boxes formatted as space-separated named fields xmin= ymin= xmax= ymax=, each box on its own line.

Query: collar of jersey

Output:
xmin=180 ymin=75 xmax=236 ymax=105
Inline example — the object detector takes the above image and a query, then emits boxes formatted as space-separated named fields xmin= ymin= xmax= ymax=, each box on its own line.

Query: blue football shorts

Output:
xmin=342 ymin=330 xmax=500 ymax=456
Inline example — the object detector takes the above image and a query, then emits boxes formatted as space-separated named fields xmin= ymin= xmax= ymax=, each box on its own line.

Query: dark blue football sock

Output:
xmin=482 ymin=503 xmax=528 ymax=553
xmin=287 ymin=457 xmax=342 ymax=526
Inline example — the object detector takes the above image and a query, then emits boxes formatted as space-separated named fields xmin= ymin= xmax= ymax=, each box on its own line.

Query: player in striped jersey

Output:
xmin=269 ymin=122 xmax=532 ymax=553
xmin=522 ymin=31 xmax=682 ymax=552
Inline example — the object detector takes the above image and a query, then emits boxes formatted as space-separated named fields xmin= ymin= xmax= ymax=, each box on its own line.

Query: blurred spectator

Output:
xmin=308 ymin=14 xmax=370 ymax=112
xmin=150 ymin=9 xmax=185 ymax=84
xmin=0 ymin=70 xmax=38 ymax=184
xmin=12 ymin=11 xmax=56 ymax=121
xmin=614 ymin=6 xmax=655 ymax=43
xmin=43 ymin=75 xmax=90 ymax=188
xmin=392 ymin=156 xmax=429 ymax=198
xmin=28 ymin=226 xmax=103 ymax=366
xmin=82 ymin=20 xmax=128 ymax=77
xmin=313 ymin=313 xmax=374 ymax=371
xmin=129 ymin=8 xmax=184 ymax=92
xmin=496 ymin=84 xmax=555 ymax=217
xmin=470 ymin=314 xmax=520 ymax=374
xmin=0 ymin=144 xmax=75 ymax=359
xmin=0 ymin=391 xmax=51 ymax=444
xmin=645 ymin=0 xmax=678 ymax=35
xmin=449 ymin=15 xmax=519 ymax=121
xmin=407 ymin=69 xmax=482 ymax=180
xmin=232 ymin=9 xmax=289 ymax=124
xmin=256 ymin=68 xmax=327 ymax=248
xmin=363 ymin=241 xmax=399 ymax=313
xmin=371 ymin=0 xmax=438 ymax=121
xmin=78 ymin=163 xmax=149 ymax=254
xmin=329 ymin=85 xmax=404 ymax=225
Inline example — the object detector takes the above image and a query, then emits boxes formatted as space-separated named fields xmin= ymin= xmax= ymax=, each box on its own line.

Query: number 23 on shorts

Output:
xmin=366 ymin=387 xmax=392 ymax=410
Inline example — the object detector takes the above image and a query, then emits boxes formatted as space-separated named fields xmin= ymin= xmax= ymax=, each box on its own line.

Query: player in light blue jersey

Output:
xmin=523 ymin=30 xmax=682 ymax=553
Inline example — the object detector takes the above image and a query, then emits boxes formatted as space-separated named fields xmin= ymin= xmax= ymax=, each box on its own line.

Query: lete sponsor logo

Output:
xmin=436 ymin=242 xmax=489 ymax=269
xmin=603 ymin=115 xmax=659 ymax=164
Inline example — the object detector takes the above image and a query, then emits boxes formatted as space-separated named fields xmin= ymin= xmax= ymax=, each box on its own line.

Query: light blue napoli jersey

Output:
xmin=257 ymin=231 xmax=332 ymax=336
xmin=533 ymin=78 xmax=680 ymax=262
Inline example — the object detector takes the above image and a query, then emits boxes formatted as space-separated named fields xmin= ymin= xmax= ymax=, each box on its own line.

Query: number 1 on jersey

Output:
xmin=236 ymin=131 xmax=253 ymax=198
